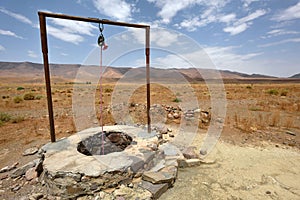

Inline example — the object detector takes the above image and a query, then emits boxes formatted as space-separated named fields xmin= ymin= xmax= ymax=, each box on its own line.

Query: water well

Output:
xmin=39 ymin=125 xmax=183 ymax=199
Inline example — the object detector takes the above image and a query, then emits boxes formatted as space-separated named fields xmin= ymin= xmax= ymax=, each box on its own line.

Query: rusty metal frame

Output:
xmin=38 ymin=11 xmax=151 ymax=142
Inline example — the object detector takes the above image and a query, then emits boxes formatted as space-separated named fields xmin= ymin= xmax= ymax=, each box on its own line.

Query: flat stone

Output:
xmin=0 ymin=162 xmax=18 ymax=173
xmin=113 ymin=185 xmax=129 ymax=196
xmin=178 ymin=159 xmax=201 ymax=168
xmin=150 ymin=160 xmax=165 ymax=172
xmin=11 ymin=184 xmax=21 ymax=192
xmin=30 ymin=193 xmax=44 ymax=200
xmin=142 ymin=170 xmax=175 ymax=184
xmin=160 ymin=166 xmax=177 ymax=186
xmin=159 ymin=143 xmax=182 ymax=157
xmin=140 ymin=180 xmax=168 ymax=199
xmin=11 ymin=161 xmax=36 ymax=178
xmin=0 ymin=174 xmax=8 ymax=180
xmin=182 ymin=146 xmax=199 ymax=159
xmin=140 ymin=149 xmax=156 ymax=164
xmin=159 ymin=126 xmax=168 ymax=134
xmin=199 ymin=158 xmax=216 ymax=164
xmin=113 ymin=185 xmax=152 ymax=200
xmin=23 ymin=147 xmax=39 ymax=156
xmin=128 ymin=156 xmax=145 ymax=173
xmin=165 ymin=158 xmax=178 ymax=168
xmin=25 ymin=167 xmax=37 ymax=181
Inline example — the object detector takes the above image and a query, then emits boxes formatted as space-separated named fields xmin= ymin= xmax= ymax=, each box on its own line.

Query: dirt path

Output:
xmin=161 ymin=138 xmax=300 ymax=200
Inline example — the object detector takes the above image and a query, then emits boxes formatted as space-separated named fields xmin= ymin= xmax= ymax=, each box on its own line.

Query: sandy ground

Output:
xmin=161 ymin=133 xmax=300 ymax=200
xmin=0 ymin=82 xmax=299 ymax=199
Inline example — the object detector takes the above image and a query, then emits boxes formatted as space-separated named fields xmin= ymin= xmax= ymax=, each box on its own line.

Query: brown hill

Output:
xmin=0 ymin=61 xmax=291 ymax=84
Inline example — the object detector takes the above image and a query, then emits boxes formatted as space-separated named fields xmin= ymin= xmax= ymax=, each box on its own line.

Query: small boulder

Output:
xmin=23 ymin=147 xmax=39 ymax=156
xmin=11 ymin=161 xmax=36 ymax=178
xmin=25 ymin=167 xmax=38 ymax=181
xmin=182 ymin=146 xmax=199 ymax=159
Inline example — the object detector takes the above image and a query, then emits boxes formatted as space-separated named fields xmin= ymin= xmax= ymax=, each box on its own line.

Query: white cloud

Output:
xmin=61 ymin=53 xmax=68 ymax=56
xmin=259 ymin=38 xmax=300 ymax=47
xmin=0 ymin=45 xmax=5 ymax=51
xmin=175 ymin=3 xmax=265 ymax=35
xmin=242 ymin=0 xmax=259 ymax=8
xmin=28 ymin=50 xmax=38 ymax=58
xmin=0 ymin=29 xmax=23 ymax=39
xmin=273 ymin=2 xmax=300 ymax=21
xmin=175 ymin=10 xmax=236 ymax=31
xmin=49 ymin=18 xmax=97 ymax=36
xmin=176 ymin=12 xmax=236 ymax=32
xmin=149 ymin=45 xmax=262 ymax=71
xmin=0 ymin=7 xmax=33 ymax=25
xmin=129 ymin=28 xmax=179 ymax=47
xmin=93 ymin=0 xmax=133 ymax=21
xmin=30 ymin=13 xmax=97 ymax=45
xmin=223 ymin=9 xmax=267 ymax=35
xmin=237 ymin=9 xmax=267 ymax=24
xmin=223 ymin=23 xmax=248 ymax=35
xmin=0 ymin=8 xmax=95 ymax=44
xmin=219 ymin=13 xmax=236 ymax=24
xmin=264 ymin=29 xmax=300 ymax=38
xmin=148 ymin=0 xmax=196 ymax=24
xmin=149 ymin=0 xmax=230 ymax=24
xmin=204 ymin=46 xmax=262 ymax=64
xmin=177 ymin=17 xmax=202 ymax=32
xmin=47 ymin=25 xmax=84 ymax=45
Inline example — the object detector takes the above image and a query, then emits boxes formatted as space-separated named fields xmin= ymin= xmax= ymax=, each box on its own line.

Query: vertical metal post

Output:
xmin=146 ymin=27 xmax=151 ymax=133
xmin=38 ymin=13 xmax=56 ymax=142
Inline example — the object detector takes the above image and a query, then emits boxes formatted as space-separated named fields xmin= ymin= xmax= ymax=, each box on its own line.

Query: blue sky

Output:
xmin=0 ymin=0 xmax=299 ymax=77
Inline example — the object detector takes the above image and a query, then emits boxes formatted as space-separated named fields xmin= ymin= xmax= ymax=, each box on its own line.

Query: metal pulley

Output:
xmin=98 ymin=34 xmax=105 ymax=46
xmin=98 ymin=23 xmax=105 ymax=47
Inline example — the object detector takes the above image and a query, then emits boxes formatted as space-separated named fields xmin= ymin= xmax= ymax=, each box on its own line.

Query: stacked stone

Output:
xmin=1 ymin=125 xmax=216 ymax=199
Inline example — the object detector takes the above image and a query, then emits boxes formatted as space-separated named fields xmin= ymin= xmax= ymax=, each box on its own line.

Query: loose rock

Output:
xmin=182 ymin=146 xmax=199 ymax=159
xmin=23 ymin=147 xmax=39 ymax=156
xmin=142 ymin=169 xmax=176 ymax=184
xmin=25 ymin=167 xmax=38 ymax=181
xmin=30 ymin=193 xmax=44 ymax=200
xmin=140 ymin=180 xmax=168 ymax=199
xmin=178 ymin=159 xmax=201 ymax=168
xmin=0 ymin=162 xmax=18 ymax=173
xmin=11 ymin=161 xmax=36 ymax=178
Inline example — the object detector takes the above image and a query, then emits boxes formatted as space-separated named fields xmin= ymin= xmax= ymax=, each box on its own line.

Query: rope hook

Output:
xmin=98 ymin=23 xmax=105 ymax=47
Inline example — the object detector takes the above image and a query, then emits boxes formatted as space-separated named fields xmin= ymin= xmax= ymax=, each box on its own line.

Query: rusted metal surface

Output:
xmin=38 ymin=12 xmax=151 ymax=142
xmin=38 ymin=13 xmax=56 ymax=142
xmin=146 ymin=27 xmax=151 ymax=133
xmin=38 ymin=11 xmax=149 ymax=29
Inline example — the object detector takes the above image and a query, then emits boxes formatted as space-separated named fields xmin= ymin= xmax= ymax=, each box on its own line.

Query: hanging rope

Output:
xmin=98 ymin=22 xmax=108 ymax=155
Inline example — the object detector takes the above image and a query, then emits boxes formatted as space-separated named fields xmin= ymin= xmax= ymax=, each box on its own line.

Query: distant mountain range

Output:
xmin=0 ymin=61 xmax=299 ymax=83
xmin=290 ymin=73 xmax=300 ymax=78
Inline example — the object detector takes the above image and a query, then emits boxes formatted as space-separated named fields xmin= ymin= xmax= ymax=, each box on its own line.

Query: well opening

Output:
xmin=77 ymin=131 xmax=133 ymax=156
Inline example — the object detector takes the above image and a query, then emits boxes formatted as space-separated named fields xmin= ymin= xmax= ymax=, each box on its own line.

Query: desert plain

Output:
xmin=0 ymin=62 xmax=300 ymax=199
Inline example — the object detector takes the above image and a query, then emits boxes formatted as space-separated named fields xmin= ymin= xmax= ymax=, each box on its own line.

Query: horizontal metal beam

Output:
xmin=38 ymin=11 xmax=150 ymax=29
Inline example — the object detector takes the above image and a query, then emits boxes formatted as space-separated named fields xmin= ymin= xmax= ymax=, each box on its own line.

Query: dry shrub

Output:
xmin=23 ymin=93 xmax=35 ymax=100
xmin=280 ymin=90 xmax=288 ymax=96
xmin=13 ymin=96 xmax=23 ymax=103
xmin=233 ymin=112 xmax=255 ymax=132
xmin=270 ymin=111 xmax=280 ymax=127
xmin=279 ymin=100 xmax=291 ymax=111
xmin=0 ymin=112 xmax=11 ymax=123
xmin=267 ymin=89 xmax=279 ymax=95
xmin=284 ymin=117 xmax=294 ymax=129
xmin=11 ymin=116 xmax=25 ymax=123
